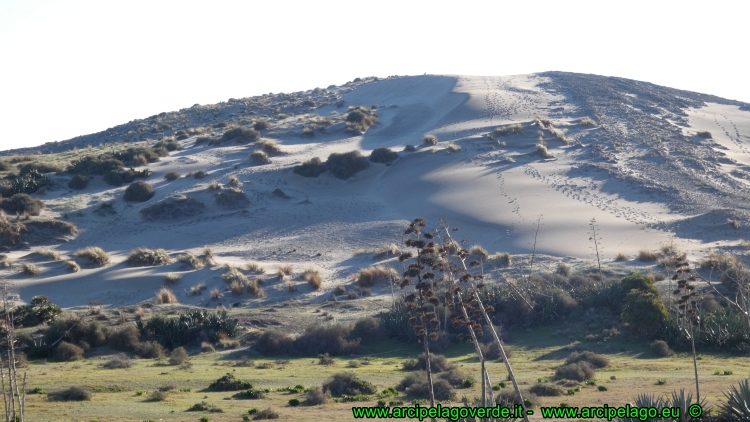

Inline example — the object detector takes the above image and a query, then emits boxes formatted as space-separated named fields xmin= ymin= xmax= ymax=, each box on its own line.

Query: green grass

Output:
xmin=19 ymin=323 xmax=750 ymax=421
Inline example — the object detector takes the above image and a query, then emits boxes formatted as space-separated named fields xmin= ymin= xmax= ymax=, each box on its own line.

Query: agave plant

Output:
xmin=616 ymin=393 xmax=664 ymax=422
xmin=720 ymin=379 xmax=750 ymax=421
xmin=667 ymin=389 xmax=706 ymax=422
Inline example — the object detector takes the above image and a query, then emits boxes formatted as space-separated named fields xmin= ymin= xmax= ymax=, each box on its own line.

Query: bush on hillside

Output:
xmin=68 ymin=174 xmax=89 ymax=190
xmin=293 ymin=157 xmax=327 ymax=178
xmin=73 ymin=246 xmax=110 ymax=266
xmin=123 ymin=181 xmax=155 ymax=202
xmin=422 ymin=134 xmax=438 ymax=145
xmin=327 ymin=151 xmax=369 ymax=179
xmin=0 ymin=193 xmax=44 ymax=216
xmin=250 ymin=151 xmax=271 ymax=165
xmin=221 ymin=127 xmax=260 ymax=144
xmin=322 ymin=372 xmax=377 ymax=396
xmin=126 ymin=248 xmax=172 ymax=266
xmin=370 ymin=148 xmax=398 ymax=164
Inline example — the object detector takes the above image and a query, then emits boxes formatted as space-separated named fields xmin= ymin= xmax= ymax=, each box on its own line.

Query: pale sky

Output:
xmin=1 ymin=0 xmax=747 ymax=151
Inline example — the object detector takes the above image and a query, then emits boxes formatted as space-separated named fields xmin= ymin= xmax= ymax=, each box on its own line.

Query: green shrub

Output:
xmin=207 ymin=373 xmax=253 ymax=391
xmin=288 ymin=398 xmax=300 ymax=406
xmin=68 ymin=174 xmax=89 ymax=190
xmin=370 ymin=148 xmax=398 ymax=164
xmin=326 ymin=151 xmax=369 ymax=180
xmin=187 ymin=401 xmax=223 ymax=412
xmin=293 ymin=157 xmax=327 ymax=178
xmin=19 ymin=295 xmax=62 ymax=326
xmin=621 ymin=273 xmax=659 ymax=295
xmin=124 ymin=181 xmax=155 ymax=202
xmin=621 ymin=290 xmax=668 ymax=337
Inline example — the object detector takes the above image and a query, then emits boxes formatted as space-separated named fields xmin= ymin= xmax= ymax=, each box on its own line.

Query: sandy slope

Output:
xmin=3 ymin=73 xmax=750 ymax=309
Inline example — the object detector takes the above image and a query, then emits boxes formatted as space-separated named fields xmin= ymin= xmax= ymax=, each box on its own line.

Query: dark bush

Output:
xmin=555 ymin=362 xmax=595 ymax=381
xmin=697 ymin=131 xmax=712 ymax=138
xmin=134 ymin=341 xmax=165 ymax=359
xmin=438 ymin=368 xmax=470 ymax=387
xmin=123 ymin=181 xmax=155 ymax=202
xmin=479 ymin=341 xmax=512 ymax=361
xmin=55 ymin=341 xmax=84 ymax=362
xmin=18 ymin=162 xmax=60 ymax=175
xmin=530 ymin=383 xmax=563 ymax=396
xmin=402 ymin=353 xmax=455 ymax=373
xmin=370 ymin=148 xmax=398 ymax=165
xmin=0 ymin=161 xmax=12 ymax=172
xmin=103 ymin=170 xmax=124 ymax=186
xmin=164 ymin=171 xmax=180 ymax=181
xmin=305 ymin=387 xmax=328 ymax=405
xmin=650 ymin=340 xmax=674 ymax=357
xmin=565 ymin=351 xmax=609 ymax=369
xmin=351 ymin=317 xmax=386 ymax=344
xmin=102 ymin=354 xmax=133 ymax=369
xmin=253 ymin=120 xmax=271 ymax=131
xmin=126 ymin=248 xmax=171 ymax=266
xmin=405 ymin=378 xmax=455 ymax=401
xmin=108 ymin=324 xmax=141 ymax=351
xmin=0 ymin=193 xmax=44 ymax=216
xmin=293 ymin=157 xmax=327 ymax=178
xmin=621 ymin=273 xmax=659 ymax=296
xmin=221 ymin=127 xmax=260 ymax=144
xmin=215 ymin=188 xmax=249 ymax=209
xmin=254 ymin=330 xmax=295 ymax=355
xmin=169 ymin=346 xmax=189 ymax=365
xmin=621 ymin=290 xmax=668 ymax=337
xmin=322 ymin=372 xmax=377 ymax=396
xmin=19 ymin=295 xmax=62 ymax=326
xmin=207 ymin=373 xmax=253 ymax=391
xmin=68 ymin=175 xmax=88 ymax=190
xmin=48 ymin=386 xmax=92 ymax=401
xmin=253 ymin=408 xmax=279 ymax=420
xmin=326 ymin=151 xmax=369 ymax=180
xmin=295 ymin=323 xmax=360 ymax=356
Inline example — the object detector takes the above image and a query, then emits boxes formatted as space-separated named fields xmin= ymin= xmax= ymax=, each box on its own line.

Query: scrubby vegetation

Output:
xmin=422 ymin=134 xmax=438 ymax=145
xmin=123 ymin=181 xmax=155 ymax=202
xmin=490 ymin=123 xmax=524 ymax=138
xmin=73 ymin=246 xmax=110 ymax=266
xmin=126 ymin=248 xmax=171 ymax=266
xmin=370 ymin=148 xmax=398 ymax=164
xmin=345 ymin=106 xmax=378 ymax=133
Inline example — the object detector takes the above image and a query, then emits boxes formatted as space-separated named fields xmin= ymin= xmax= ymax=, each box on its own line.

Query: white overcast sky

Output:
xmin=0 ymin=0 xmax=747 ymax=151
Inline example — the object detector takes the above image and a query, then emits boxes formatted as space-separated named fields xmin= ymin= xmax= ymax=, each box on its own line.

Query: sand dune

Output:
xmin=2 ymin=72 xmax=750 ymax=309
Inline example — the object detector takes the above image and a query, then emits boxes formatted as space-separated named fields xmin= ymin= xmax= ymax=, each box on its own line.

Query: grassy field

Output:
xmin=19 ymin=323 xmax=750 ymax=422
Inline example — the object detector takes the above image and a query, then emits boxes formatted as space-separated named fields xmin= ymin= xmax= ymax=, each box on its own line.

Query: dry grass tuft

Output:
xmin=74 ymin=246 xmax=110 ymax=266
xmin=223 ymin=266 xmax=248 ymax=284
xmin=373 ymin=243 xmax=401 ymax=260
xmin=155 ymin=287 xmax=178 ymax=304
xmin=126 ymin=248 xmax=171 ymax=266
xmin=258 ymin=139 xmax=282 ymax=155
xmin=728 ymin=219 xmax=741 ymax=229
xmin=536 ymin=143 xmax=553 ymax=159
xmin=164 ymin=273 xmax=181 ymax=285
xmin=230 ymin=280 xmax=245 ymax=296
xmin=227 ymin=175 xmax=242 ymax=187
xmin=357 ymin=265 xmax=397 ymax=287
xmin=245 ymin=262 xmax=265 ymax=274
xmin=422 ymin=134 xmax=438 ymax=146
xmin=446 ymin=143 xmax=461 ymax=152
xmin=277 ymin=265 xmax=292 ymax=280
xmin=63 ymin=260 xmax=81 ymax=272
xmin=190 ymin=283 xmax=207 ymax=296
xmin=35 ymin=248 xmax=61 ymax=261
xmin=246 ymin=279 xmax=263 ymax=296
xmin=210 ymin=288 xmax=221 ymax=300
xmin=303 ymin=268 xmax=322 ymax=289
xmin=577 ymin=117 xmax=596 ymax=127
xmin=22 ymin=263 xmax=40 ymax=275
xmin=615 ymin=253 xmax=629 ymax=262
xmin=468 ymin=245 xmax=490 ymax=260
xmin=164 ymin=171 xmax=181 ymax=181
xmin=637 ymin=250 xmax=658 ymax=262
xmin=490 ymin=123 xmax=524 ymax=138
xmin=250 ymin=151 xmax=271 ymax=165
xmin=488 ymin=252 xmax=513 ymax=267
xmin=177 ymin=252 xmax=205 ymax=269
